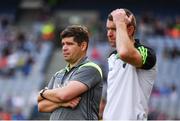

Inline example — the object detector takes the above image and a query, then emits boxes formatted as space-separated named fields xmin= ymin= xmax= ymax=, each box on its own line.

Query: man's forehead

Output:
xmin=106 ymin=20 xmax=116 ymax=27
xmin=61 ymin=37 xmax=74 ymax=42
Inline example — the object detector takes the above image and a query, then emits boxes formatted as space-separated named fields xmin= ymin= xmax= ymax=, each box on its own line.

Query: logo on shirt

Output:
xmin=57 ymin=81 xmax=69 ymax=88
xmin=138 ymin=46 xmax=148 ymax=64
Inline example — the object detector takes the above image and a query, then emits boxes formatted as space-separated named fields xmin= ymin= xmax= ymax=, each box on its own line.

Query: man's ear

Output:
xmin=128 ymin=25 xmax=135 ymax=37
xmin=81 ymin=42 xmax=88 ymax=51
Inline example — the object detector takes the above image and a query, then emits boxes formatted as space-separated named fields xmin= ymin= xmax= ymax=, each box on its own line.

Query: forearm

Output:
xmin=38 ymin=97 xmax=81 ymax=112
xmin=116 ymin=23 xmax=135 ymax=57
xmin=42 ymin=88 xmax=65 ymax=103
xmin=38 ymin=99 xmax=60 ymax=113
xmin=42 ymin=81 xmax=87 ymax=103
xmin=116 ymin=23 xmax=142 ymax=67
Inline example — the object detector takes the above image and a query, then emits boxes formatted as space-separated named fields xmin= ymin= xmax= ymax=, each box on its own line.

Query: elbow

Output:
xmin=38 ymin=103 xmax=50 ymax=113
xmin=118 ymin=48 xmax=137 ymax=61
xmin=57 ymin=93 xmax=71 ymax=102
xmin=118 ymin=49 xmax=129 ymax=60
xmin=38 ymin=106 xmax=51 ymax=113
xmin=38 ymin=104 xmax=43 ymax=112
xmin=38 ymin=108 xmax=43 ymax=112
xmin=37 ymin=101 xmax=47 ymax=112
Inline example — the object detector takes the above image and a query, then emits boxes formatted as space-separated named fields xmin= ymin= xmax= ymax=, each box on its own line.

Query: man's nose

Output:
xmin=62 ymin=45 xmax=68 ymax=51
xmin=107 ymin=30 xmax=113 ymax=37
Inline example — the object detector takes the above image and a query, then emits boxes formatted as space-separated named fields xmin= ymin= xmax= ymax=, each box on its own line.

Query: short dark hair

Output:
xmin=108 ymin=8 xmax=136 ymax=35
xmin=60 ymin=25 xmax=89 ymax=46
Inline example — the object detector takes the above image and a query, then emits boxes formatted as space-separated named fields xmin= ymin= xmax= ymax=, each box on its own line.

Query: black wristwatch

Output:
xmin=40 ymin=88 xmax=48 ymax=99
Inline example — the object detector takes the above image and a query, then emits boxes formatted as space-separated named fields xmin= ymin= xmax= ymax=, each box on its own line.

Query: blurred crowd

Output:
xmin=0 ymin=2 xmax=180 ymax=120
xmin=0 ymin=17 xmax=36 ymax=78
xmin=137 ymin=12 xmax=180 ymax=40
xmin=0 ymin=12 xmax=55 ymax=120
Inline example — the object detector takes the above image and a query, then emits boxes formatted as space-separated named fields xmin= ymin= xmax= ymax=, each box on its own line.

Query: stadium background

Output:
xmin=0 ymin=0 xmax=179 ymax=120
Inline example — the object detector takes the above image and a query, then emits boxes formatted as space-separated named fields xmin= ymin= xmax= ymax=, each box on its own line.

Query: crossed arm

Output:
xmin=37 ymin=80 xmax=88 ymax=112
xmin=38 ymin=96 xmax=81 ymax=112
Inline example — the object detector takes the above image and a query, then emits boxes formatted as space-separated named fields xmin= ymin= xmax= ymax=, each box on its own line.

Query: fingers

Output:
xmin=59 ymin=97 xmax=81 ymax=108
xmin=127 ymin=15 xmax=133 ymax=24
xmin=111 ymin=9 xmax=126 ymax=22
xmin=111 ymin=9 xmax=125 ymax=15
xmin=69 ymin=97 xmax=81 ymax=108
xmin=111 ymin=9 xmax=132 ymax=25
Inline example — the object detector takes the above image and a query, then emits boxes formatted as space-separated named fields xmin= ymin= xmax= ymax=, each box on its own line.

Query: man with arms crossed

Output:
xmin=103 ymin=8 xmax=157 ymax=120
xmin=38 ymin=25 xmax=103 ymax=120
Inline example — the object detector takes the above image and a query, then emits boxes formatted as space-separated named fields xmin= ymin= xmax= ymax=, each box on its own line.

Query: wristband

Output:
xmin=40 ymin=88 xmax=48 ymax=99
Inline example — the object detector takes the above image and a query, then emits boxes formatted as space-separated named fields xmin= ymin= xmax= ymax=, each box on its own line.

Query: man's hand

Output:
xmin=111 ymin=9 xmax=133 ymax=26
xmin=38 ymin=87 xmax=49 ymax=102
xmin=99 ymin=99 xmax=106 ymax=119
xmin=60 ymin=97 xmax=81 ymax=109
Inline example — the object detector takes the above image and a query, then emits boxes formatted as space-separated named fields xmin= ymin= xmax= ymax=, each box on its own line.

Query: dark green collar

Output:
xmin=65 ymin=56 xmax=89 ymax=72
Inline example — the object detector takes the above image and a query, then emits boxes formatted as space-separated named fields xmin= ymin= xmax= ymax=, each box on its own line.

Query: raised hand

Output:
xmin=111 ymin=9 xmax=133 ymax=26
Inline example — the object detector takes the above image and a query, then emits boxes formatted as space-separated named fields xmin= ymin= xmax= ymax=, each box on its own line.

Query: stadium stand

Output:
xmin=0 ymin=0 xmax=180 ymax=120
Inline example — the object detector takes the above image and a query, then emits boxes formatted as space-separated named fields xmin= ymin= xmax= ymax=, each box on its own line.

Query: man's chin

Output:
xmin=110 ymin=43 xmax=116 ymax=48
xmin=64 ymin=57 xmax=69 ymax=61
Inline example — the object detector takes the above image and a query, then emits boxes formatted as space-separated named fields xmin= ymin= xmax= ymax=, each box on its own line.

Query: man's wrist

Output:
xmin=40 ymin=88 xmax=48 ymax=99
xmin=59 ymin=103 xmax=62 ymax=107
xmin=116 ymin=22 xmax=126 ymax=28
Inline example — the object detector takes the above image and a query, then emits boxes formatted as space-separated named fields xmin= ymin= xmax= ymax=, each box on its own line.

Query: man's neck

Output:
xmin=69 ymin=55 xmax=86 ymax=69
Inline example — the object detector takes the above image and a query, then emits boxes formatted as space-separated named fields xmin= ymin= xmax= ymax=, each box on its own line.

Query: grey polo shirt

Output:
xmin=47 ymin=57 xmax=103 ymax=120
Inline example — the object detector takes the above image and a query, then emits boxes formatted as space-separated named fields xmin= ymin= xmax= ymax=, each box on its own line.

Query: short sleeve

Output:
xmin=47 ymin=76 xmax=55 ymax=89
xmin=137 ymin=45 xmax=156 ymax=70
xmin=71 ymin=66 xmax=102 ymax=89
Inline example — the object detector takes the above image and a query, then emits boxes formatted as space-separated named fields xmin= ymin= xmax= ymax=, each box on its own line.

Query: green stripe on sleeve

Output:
xmin=138 ymin=46 xmax=148 ymax=64
xmin=79 ymin=62 xmax=103 ymax=78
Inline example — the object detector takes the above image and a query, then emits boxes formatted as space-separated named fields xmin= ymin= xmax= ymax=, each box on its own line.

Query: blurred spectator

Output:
xmin=41 ymin=21 xmax=55 ymax=42
xmin=12 ymin=95 xmax=25 ymax=110
xmin=12 ymin=108 xmax=25 ymax=120
xmin=138 ymin=12 xmax=154 ymax=40
xmin=0 ymin=106 xmax=11 ymax=120
xmin=21 ymin=54 xmax=34 ymax=76
xmin=154 ymin=19 xmax=165 ymax=36
xmin=167 ymin=16 xmax=180 ymax=38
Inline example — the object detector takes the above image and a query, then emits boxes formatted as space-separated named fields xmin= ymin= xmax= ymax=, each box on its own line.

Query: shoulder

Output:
xmin=134 ymin=39 xmax=157 ymax=70
xmin=108 ymin=50 xmax=120 ymax=61
xmin=134 ymin=39 xmax=155 ymax=53
xmin=54 ymin=68 xmax=66 ymax=76
xmin=79 ymin=61 xmax=103 ymax=78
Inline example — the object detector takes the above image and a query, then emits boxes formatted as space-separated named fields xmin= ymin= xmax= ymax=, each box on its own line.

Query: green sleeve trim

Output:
xmin=79 ymin=62 xmax=103 ymax=78
xmin=65 ymin=66 xmax=70 ymax=72
xmin=138 ymin=46 xmax=148 ymax=64
xmin=55 ymin=68 xmax=66 ymax=75
xmin=115 ymin=53 xmax=120 ymax=59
